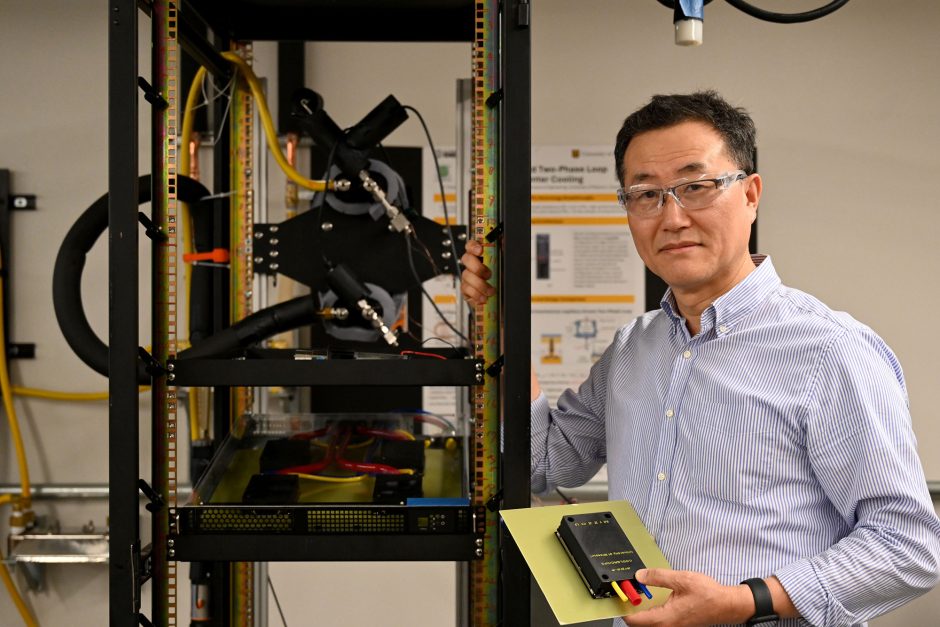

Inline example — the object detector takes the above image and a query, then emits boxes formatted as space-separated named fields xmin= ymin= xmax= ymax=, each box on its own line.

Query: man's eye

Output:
xmin=639 ymin=190 xmax=659 ymax=200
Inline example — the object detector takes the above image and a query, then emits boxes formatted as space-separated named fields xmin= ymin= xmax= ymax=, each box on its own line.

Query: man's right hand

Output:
xmin=460 ymin=240 xmax=496 ymax=306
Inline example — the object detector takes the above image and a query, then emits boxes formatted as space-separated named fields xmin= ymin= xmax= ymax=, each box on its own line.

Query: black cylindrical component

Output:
xmin=325 ymin=263 xmax=371 ymax=305
xmin=345 ymin=95 xmax=409 ymax=149
xmin=177 ymin=294 xmax=319 ymax=360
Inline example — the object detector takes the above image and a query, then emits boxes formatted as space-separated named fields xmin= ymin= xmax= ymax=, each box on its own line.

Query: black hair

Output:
xmin=614 ymin=90 xmax=756 ymax=186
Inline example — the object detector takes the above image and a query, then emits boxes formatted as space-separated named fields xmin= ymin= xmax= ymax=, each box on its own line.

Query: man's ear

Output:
xmin=745 ymin=173 xmax=762 ymax=223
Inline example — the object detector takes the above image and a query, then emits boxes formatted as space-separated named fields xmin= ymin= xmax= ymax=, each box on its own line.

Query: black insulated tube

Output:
xmin=176 ymin=295 xmax=320 ymax=360
xmin=53 ymin=174 xmax=210 ymax=383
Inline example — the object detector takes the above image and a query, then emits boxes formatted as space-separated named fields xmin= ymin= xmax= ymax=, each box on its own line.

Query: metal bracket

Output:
xmin=137 ymin=346 xmax=165 ymax=378
xmin=485 ymin=222 xmax=504 ymax=243
xmin=485 ymin=354 xmax=505 ymax=378
xmin=485 ymin=488 xmax=504 ymax=513
xmin=137 ymin=613 xmax=154 ymax=627
xmin=137 ymin=543 xmax=153 ymax=586
xmin=137 ymin=479 xmax=165 ymax=514
xmin=137 ymin=212 xmax=167 ymax=242
xmin=7 ymin=343 xmax=35 ymax=359
xmin=136 ymin=76 xmax=168 ymax=110
xmin=485 ymin=89 xmax=504 ymax=109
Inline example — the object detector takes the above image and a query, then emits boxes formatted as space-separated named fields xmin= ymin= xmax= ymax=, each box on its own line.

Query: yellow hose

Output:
xmin=0 ymin=259 xmax=39 ymax=626
xmin=11 ymin=386 xmax=149 ymax=401
xmin=0 ymin=550 xmax=37 ymax=627
xmin=220 ymin=52 xmax=331 ymax=193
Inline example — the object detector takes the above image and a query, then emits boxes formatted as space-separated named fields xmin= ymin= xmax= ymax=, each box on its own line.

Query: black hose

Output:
xmin=53 ymin=174 xmax=210 ymax=383
xmin=176 ymin=295 xmax=320 ymax=360
xmin=723 ymin=0 xmax=850 ymax=24
xmin=654 ymin=0 xmax=849 ymax=24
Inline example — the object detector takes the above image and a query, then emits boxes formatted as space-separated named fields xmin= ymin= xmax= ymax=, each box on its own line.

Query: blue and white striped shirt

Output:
xmin=532 ymin=256 xmax=940 ymax=626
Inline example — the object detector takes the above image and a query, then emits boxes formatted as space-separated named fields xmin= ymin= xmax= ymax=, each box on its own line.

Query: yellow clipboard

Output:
xmin=501 ymin=500 xmax=671 ymax=625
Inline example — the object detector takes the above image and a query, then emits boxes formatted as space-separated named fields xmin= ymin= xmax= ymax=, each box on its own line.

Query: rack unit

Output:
xmin=108 ymin=1 xmax=530 ymax=625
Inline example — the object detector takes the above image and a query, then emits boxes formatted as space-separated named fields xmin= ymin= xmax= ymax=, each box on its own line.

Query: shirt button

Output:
xmin=665 ymin=409 xmax=674 ymax=418
xmin=718 ymin=325 xmax=728 ymax=333
xmin=657 ymin=472 xmax=666 ymax=481
xmin=682 ymin=350 xmax=692 ymax=359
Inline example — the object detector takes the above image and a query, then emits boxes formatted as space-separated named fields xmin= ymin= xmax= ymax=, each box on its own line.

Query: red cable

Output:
xmin=399 ymin=350 xmax=446 ymax=360
xmin=617 ymin=580 xmax=642 ymax=606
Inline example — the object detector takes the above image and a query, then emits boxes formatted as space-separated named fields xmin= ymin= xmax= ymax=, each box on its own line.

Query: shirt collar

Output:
xmin=660 ymin=254 xmax=781 ymax=334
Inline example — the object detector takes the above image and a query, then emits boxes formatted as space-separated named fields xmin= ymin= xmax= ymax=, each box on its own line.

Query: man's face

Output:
xmin=622 ymin=120 xmax=761 ymax=299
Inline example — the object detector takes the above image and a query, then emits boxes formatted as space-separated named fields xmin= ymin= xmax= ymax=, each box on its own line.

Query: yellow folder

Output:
xmin=501 ymin=500 xmax=672 ymax=625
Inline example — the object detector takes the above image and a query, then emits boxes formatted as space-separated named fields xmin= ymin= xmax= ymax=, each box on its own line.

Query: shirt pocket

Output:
xmin=692 ymin=401 xmax=778 ymax=504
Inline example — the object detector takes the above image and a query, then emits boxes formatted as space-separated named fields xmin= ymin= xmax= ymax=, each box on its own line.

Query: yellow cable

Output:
xmin=0 ymin=494 xmax=12 ymax=506
xmin=394 ymin=429 xmax=416 ymax=441
xmin=0 ymin=275 xmax=30 ymax=508
xmin=11 ymin=386 xmax=149 ymax=401
xmin=611 ymin=580 xmax=629 ymax=603
xmin=220 ymin=52 xmax=332 ymax=192
xmin=0 ymin=546 xmax=37 ymax=627
xmin=291 ymin=473 xmax=366 ymax=484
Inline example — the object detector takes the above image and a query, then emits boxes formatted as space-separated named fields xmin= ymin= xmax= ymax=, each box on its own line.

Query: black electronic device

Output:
xmin=374 ymin=439 xmax=426 ymax=473
xmin=372 ymin=473 xmax=423 ymax=504
xmin=258 ymin=438 xmax=312 ymax=473
xmin=242 ymin=474 xmax=300 ymax=505
xmin=556 ymin=512 xmax=647 ymax=601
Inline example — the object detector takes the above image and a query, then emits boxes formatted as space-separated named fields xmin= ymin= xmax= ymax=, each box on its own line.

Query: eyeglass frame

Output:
xmin=616 ymin=170 xmax=749 ymax=217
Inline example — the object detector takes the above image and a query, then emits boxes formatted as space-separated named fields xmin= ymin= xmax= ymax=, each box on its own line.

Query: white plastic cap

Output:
xmin=675 ymin=19 xmax=703 ymax=46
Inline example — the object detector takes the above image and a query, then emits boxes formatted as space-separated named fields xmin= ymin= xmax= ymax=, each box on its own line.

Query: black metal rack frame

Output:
xmin=108 ymin=1 xmax=530 ymax=625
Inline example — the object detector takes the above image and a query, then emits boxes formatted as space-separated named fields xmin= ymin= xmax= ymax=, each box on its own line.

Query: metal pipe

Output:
xmin=0 ymin=484 xmax=192 ymax=500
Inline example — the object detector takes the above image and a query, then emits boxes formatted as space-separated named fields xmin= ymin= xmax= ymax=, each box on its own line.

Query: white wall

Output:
xmin=0 ymin=0 xmax=937 ymax=625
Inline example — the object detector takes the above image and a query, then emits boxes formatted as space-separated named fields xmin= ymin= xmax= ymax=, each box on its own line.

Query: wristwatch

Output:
xmin=741 ymin=578 xmax=779 ymax=625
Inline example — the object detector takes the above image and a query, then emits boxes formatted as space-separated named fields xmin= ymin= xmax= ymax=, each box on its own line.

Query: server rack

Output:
xmin=107 ymin=1 xmax=530 ymax=625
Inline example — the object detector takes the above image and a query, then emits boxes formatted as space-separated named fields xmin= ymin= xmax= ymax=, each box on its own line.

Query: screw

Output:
xmin=167 ymin=539 xmax=175 ymax=547
xmin=442 ymin=239 xmax=452 ymax=247
xmin=269 ymin=238 xmax=279 ymax=245
xmin=168 ymin=549 xmax=176 ymax=558
xmin=269 ymin=250 xmax=279 ymax=258
xmin=475 ymin=373 xmax=484 ymax=383
xmin=254 ymin=231 xmax=264 ymax=239
xmin=475 ymin=538 xmax=484 ymax=547
xmin=254 ymin=256 xmax=263 ymax=264
xmin=269 ymin=225 xmax=279 ymax=233
xmin=475 ymin=548 xmax=483 ymax=558
xmin=475 ymin=362 xmax=484 ymax=371
xmin=321 ymin=222 xmax=333 ymax=232
xmin=167 ymin=373 xmax=176 ymax=382
xmin=270 ymin=263 xmax=279 ymax=271
xmin=457 ymin=233 xmax=467 ymax=241
xmin=166 ymin=363 xmax=175 ymax=372
xmin=441 ymin=251 xmax=453 ymax=259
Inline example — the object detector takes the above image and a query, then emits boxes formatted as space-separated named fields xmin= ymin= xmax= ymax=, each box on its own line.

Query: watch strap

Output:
xmin=741 ymin=577 xmax=779 ymax=625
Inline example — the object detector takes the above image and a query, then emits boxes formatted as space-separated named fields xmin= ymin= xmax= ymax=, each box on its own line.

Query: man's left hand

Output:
xmin=623 ymin=568 xmax=754 ymax=627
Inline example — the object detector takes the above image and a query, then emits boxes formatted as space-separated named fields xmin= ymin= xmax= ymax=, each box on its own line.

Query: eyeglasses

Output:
xmin=616 ymin=170 xmax=748 ymax=218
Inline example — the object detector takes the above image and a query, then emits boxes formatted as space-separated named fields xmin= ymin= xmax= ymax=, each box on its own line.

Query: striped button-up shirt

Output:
xmin=531 ymin=255 xmax=940 ymax=626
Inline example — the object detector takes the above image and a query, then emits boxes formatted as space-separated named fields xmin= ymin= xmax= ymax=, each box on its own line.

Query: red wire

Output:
xmin=617 ymin=580 xmax=642 ymax=606
xmin=399 ymin=350 xmax=447 ymax=360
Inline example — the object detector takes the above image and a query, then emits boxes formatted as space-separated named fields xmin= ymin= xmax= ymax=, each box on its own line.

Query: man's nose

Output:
xmin=659 ymin=191 xmax=690 ymax=227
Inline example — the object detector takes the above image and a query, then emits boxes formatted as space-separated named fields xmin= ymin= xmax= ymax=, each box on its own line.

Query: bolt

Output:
xmin=269 ymin=238 xmax=279 ymax=245
xmin=167 ymin=539 xmax=175 ymax=547
xmin=254 ymin=256 xmax=263 ymax=264
xmin=269 ymin=225 xmax=279 ymax=233
xmin=475 ymin=548 xmax=484 ymax=558
xmin=270 ymin=263 xmax=279 ymax=271
xmin=441 ymin=251 xmax=453 ymax=259
xmin=475 ymin=373 xmax=484 ymax=383
xmin=475 ymin=538 xmax=484 ymax=547
xmin=269 ymin=250 xmax=279 ymax=258
xmin=475 ymin=362 xmax=484 ymax=371
xmin=168 ymin=549 xmax=175 ymax=558
xmin=321 ymin=222 xmax=333 ymax=232
xmin=166 ymin=363 xmax=175 ymax=371
xmin=457 ymin=232 xmax=467 ymax=241
xmin=254 ymin=231 xmax=264 ymax=239
xmin=442 ymin=239 xmax=452 ymax=247
xmin=167 ymin=373 xmax=176 ymax=382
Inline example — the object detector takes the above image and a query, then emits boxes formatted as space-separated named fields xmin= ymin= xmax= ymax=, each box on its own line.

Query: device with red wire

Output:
xmin=555 ymin=512 xmax=653 ymax=604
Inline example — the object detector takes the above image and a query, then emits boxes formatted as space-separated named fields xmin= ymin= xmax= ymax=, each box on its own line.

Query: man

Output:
xmin=461 ymin=91 xmax=940 ymax=626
